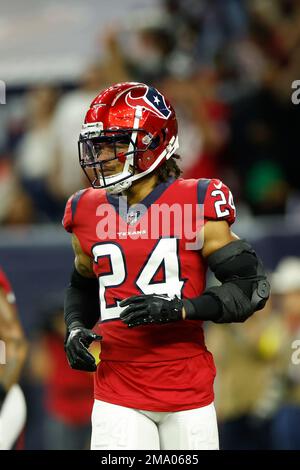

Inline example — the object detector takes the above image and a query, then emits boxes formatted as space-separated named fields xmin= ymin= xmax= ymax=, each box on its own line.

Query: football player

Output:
xmin=0 ymin=267 xmax=27 ymax=450
xmin=63 ymin=82 xmax=270 ymax=450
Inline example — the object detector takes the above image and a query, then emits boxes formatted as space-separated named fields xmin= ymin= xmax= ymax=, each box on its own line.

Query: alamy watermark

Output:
xmin=291 ymin=80 xmax=300 ymax=105
xmin=0 ymin=80 xmax=6 ymax=104
xmin=0 ymin=340 xmax=6 ymax=364
xmin=95 ymin=200 xmax=205 ymax=250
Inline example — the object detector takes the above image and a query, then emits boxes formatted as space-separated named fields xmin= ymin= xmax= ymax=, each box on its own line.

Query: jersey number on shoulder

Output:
xmin=211 ymin=189 xmax=236 ymax=218
xmin=92 ymin=238 xmax=184 ymax=321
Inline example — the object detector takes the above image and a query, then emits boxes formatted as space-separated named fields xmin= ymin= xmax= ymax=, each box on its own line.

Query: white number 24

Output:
xmin=211 ymin=189 xmax=236 ymax=218
xmin=92 ymin=238 xmax=184 ymax=321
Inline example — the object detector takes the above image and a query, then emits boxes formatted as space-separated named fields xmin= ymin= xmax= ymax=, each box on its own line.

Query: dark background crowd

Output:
xmin=1 ymin=0 xmax=300 ymax=449
xmin=1 ymin=0 xmax=300 ymax=224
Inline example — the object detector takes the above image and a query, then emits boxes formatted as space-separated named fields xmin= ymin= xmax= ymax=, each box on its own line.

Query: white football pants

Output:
xmin=91 ymin=399 xmax=219 ymax=450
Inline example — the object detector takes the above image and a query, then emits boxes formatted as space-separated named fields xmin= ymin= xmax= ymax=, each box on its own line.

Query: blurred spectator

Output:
xmin=208 ymin=257 xmax=300 ymax=450
xmin=0 ymin=158 xmax=34 ymax=224
xmin=48 ymin=63 xmax=105 ymax=201
xmin=2 ymin=0 xmax=300 ymax=220
xmin=206 ymin=297 xmax=286 ymax=449
xmin=160 ymin=73 xmax=230 ymax=182
xmin=163 ymin=0 xmax=249 ymax=67
xmin=227 ymin=0 xmax=300 ymax=214
xmin=271 ymin=257 xmax=300 ymax=449
xmin=125 ymin=26 xmax=176 ymax=83
xmin=28 ymin=293 xmax=94 ymax=450
xmin=16 ymin=86 xmax=62 ymax=221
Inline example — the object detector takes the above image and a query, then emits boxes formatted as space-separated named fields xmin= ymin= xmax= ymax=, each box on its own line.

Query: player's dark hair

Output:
xmin=156 ymin=154 xmax=182 ymax=182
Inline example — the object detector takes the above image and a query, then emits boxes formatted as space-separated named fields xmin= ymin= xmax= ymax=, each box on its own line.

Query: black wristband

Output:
xmin=183 ymin=293 xmax=222 ymax=321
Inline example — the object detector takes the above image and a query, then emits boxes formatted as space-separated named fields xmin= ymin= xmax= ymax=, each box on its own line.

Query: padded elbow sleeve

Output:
xmin=186 ymin=240 xmax=270 ymax=323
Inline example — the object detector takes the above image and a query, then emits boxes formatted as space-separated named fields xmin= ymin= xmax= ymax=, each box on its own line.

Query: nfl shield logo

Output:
xmin=127 ymin=211 xmax=140 ymax=225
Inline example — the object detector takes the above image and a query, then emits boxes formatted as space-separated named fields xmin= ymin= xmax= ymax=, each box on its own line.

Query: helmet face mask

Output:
xmin=78 ymin=82 xmax=179 ymax=193
xmin=79 ymin=128 xmax=160 ymax=191
xmin=79 ymin=130 xmax=134 ymax=190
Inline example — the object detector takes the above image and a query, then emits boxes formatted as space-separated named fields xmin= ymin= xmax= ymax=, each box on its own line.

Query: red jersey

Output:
xmin=63 ymin=177 xmax=236 ymax=411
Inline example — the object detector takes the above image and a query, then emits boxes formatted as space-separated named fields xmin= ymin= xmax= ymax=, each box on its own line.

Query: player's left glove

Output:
xmin=119 ymin=294 xmax=184 ymax=327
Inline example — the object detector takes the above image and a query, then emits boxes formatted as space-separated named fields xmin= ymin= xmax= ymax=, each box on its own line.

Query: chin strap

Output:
xmin=105 ymin=178 xmax=133 ymax=195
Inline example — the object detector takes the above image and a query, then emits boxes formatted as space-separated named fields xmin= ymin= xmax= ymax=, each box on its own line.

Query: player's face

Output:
xmin=82 ymin=141 xmax=127 ymax=184
xmin=94 ymin=143 xmax=126 ymax=176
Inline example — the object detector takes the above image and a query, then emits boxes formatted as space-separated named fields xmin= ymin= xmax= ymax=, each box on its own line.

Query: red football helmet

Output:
xmin=78 ymin=82 xmax=179 ymax=193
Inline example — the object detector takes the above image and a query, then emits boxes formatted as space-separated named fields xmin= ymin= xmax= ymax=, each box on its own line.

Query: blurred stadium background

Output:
xmin=1 ymin=0 xmax=300 ymax=450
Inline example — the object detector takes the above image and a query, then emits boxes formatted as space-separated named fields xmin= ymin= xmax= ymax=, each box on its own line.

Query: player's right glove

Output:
xmin=119 ymin=294 xmax=184 ymax=327
xmin=64 ymin=322 xmax=102 ymax=372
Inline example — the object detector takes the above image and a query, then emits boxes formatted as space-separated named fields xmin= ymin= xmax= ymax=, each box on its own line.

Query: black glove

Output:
xmin=119 ymin=294 xmax=184 ymax=328
xmin=64 ymin=322 xmax=102 ymax=372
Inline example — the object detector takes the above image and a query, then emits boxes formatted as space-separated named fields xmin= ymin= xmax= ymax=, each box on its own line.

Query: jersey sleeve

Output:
xmin=62 ymin=194 xmax=74 ymax=233
xmin=199 ymin=178 xmax=236 ymax=225
xmin=62 ymin=189 xmax=88 ymax=233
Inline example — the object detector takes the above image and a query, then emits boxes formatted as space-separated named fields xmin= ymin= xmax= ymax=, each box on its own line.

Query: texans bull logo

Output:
xmin=125 ymin=86 xmax=171 ymax=120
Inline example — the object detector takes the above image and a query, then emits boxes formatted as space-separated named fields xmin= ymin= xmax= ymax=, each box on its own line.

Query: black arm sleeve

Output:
xmin=183 ymin=240 xmax=270 ymax=323
xmin=64 ymin=266 xmax=100 ymax=330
